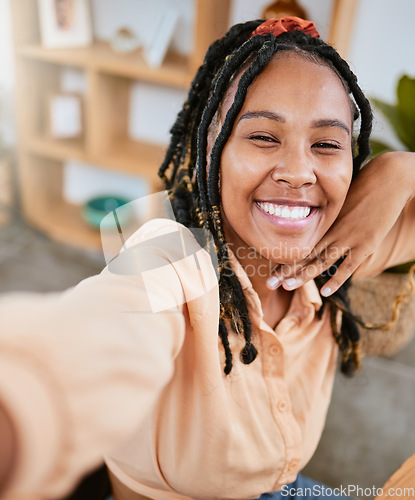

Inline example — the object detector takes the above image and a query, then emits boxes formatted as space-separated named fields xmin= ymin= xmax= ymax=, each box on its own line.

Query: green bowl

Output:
xmin=82 ymin=196 xmax=131 ymax=229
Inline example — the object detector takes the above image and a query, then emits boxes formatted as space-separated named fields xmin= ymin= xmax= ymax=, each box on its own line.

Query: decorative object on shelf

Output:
xmin=37 ymin=0 xmax=93 ymax=48
xmin=348 ymin=75 xmax=415 ymax=357
xmin=82 ymin=195 xmax=132 ymax=230
xmin=110 ymin=27 xmax=141 ymax=53
xmin=142 ymin=2 xmax=180 ymax=67
xmin=48 ymin=92 xmax=83 ymax=139
xmin=261 ymin=0 xmax=308 ymax=21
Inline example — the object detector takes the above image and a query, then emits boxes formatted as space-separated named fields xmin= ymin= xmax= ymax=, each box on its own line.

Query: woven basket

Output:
xmin=348 ymin=272 xmax=415 ymax=356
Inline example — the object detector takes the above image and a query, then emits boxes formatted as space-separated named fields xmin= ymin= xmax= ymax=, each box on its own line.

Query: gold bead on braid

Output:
xmin=351 ymin=341 xmax=361 ymax=367
xmin=211 ymin=205 xmax=222 ymax=227
xmin=195 ymin=207 xmax=210 ymax=228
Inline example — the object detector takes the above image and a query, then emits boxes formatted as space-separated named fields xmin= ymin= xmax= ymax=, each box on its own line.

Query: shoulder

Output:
xmin=125 ymin=218 xmax=184 ymax=247
xmin=103 ymin=218 xmax=219 ymax=318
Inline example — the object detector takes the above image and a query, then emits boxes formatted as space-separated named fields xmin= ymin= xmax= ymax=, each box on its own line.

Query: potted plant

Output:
xmin=348 ymin=75 xmax=415 ymax=357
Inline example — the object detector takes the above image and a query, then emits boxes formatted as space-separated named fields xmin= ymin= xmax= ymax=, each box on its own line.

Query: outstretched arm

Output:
xmin=0 ymin=227 xmax=190 ymax=498
xmin=0 ymin=218 xmax=216 ymax=499
xmin=268 ymin=152 xmax=415 ymax=294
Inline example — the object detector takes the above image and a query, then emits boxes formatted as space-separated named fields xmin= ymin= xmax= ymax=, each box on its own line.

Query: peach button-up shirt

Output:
xmin=1 ymin=199 xmax=415 ymax=500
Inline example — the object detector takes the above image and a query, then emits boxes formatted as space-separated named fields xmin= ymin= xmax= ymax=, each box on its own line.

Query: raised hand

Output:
xmin=267 ymin=152 xmax=415 ymax=296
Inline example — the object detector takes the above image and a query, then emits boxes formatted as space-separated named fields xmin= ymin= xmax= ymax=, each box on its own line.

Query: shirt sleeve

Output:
xmin=353 ymin=197 xmax=415 ymax=280
xmin=0 ymin=221 xmax=188 ymax=499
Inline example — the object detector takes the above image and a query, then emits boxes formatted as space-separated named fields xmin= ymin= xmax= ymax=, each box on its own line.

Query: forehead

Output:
xmin=222 ymin=52 xmax=353 ymax=123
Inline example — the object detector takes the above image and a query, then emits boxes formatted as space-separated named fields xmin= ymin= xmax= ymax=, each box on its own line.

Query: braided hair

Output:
xmin=158 ymin=20 xmax=373 ymax=376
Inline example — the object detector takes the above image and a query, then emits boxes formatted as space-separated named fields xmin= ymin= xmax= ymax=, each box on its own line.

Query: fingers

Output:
xmin=286 ymin=249 xmax=350 ymax=293
xmin=266 ymin=244 xmax=360 ymax=296
xmin=266 ymin=240 xmax=336 ymax=289
xmin=318 ymin=252 xmax=361 ymax=296
xmin=266 ymin=241 xmax=331 ymax=290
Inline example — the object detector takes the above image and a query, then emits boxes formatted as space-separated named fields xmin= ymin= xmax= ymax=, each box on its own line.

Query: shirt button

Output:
xmin=277 ymin=400 xmax=288 ymax=412
xmin=269 ymin=344 xmax=280 ymax=355
xmin=288 ymin=459 xmax=299 ymax=471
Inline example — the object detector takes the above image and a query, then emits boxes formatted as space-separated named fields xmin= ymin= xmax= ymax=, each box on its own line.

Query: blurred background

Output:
xmin=0 ymin=0 xmax=414 ymax=498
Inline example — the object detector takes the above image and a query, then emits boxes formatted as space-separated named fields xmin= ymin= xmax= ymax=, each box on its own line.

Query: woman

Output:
xmin=1 ymin=17 xmax=415 ymax=500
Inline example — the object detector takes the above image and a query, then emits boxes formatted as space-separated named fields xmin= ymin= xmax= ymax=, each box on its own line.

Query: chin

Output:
xmin=258 ymin=240 xmax=316 ymax=266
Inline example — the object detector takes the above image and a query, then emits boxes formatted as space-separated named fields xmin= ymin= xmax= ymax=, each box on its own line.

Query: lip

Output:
xmin=254 ymin=200 xmax=318 ymax=229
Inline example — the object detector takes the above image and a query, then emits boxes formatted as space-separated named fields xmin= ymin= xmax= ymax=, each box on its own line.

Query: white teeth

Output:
xmin=257 ymin=202 xmax=312 ymax=220
xmin=291 ymin=208 xmax=299 ymax=219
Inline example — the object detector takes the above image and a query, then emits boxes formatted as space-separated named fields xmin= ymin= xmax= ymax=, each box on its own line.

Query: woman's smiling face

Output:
xmin=218 ymin=52 xmax=354 ymax=266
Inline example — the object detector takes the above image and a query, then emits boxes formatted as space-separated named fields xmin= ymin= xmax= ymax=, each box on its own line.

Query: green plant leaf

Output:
xmin=369 ymin=139 xmax=394 ymax=157
xmin=396 ymin=75 xmax=415 ymax=151
xmin=370 ymin=97 xmax=410 ymax=150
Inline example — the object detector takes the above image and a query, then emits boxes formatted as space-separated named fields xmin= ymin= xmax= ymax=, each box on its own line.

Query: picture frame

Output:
xmin=142 ymin=3 xmax=180 ymax=68
xmin=48 ymin=92 xmax=83 ymax=139
xmin=37 ymin=0 xmax=93 ymax=48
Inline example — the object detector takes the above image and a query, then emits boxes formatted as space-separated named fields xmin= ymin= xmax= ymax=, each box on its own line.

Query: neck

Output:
xmin=234 ymin=249 xmax=293 ymax=328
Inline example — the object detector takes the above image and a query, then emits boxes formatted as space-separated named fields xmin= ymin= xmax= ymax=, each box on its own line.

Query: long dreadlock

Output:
xmin=159 ymin=20 xmax=374 ymax=376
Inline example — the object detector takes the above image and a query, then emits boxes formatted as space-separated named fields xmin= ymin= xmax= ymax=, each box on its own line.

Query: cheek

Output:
xmin=339 ymin=164 xmax=353 ymax=202
xmin=221 ymin=140 xmax=268 ymax=192
xmin=220 ymin=147 xmax=240 ymax=200
xmin=324 ymin=158 xmax=353 ymax=204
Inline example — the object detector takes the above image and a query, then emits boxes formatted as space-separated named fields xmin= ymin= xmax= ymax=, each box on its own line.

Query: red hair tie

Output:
xmin=250 ymin=16 xmax=320 ymax=39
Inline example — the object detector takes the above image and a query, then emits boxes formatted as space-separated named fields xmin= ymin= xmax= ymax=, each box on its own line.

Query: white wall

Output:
xmin=348 ymin=0 xmax=415 ymax=102
xmin=347 ymin=0 xmax=415 ymax=147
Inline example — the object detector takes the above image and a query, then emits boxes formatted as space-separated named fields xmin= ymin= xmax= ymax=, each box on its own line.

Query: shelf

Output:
xmin=25 ymin=136 xmax=87 ymax=162
xmin=24 ymin=135 xmax=166 ymax=184
xmin=95 ymin=138 xmax=167 ymax=181
xmin=26 ymin=199 xmax=102 ymax=251
xmin=17 ymin=40 xmax=193 ymax=88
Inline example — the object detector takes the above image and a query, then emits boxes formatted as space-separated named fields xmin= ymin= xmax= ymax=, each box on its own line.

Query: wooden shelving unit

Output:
xmin=10 ymin=0 xmax=231 ymax=250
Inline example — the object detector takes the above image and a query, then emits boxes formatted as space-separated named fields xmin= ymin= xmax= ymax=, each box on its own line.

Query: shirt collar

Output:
xmin=300 ymin=279 xmax=323 ymax=312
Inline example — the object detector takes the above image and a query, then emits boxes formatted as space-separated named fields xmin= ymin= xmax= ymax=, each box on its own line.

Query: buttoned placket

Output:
xmin=227 ymin=250 xmax=323 ymax=487
xmin=258 ymin=312 xmax=304 ymax=487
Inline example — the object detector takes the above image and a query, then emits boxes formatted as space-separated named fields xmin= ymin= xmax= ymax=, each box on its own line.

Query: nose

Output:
xmin=270 ymin=149 xmax=317 ymax=189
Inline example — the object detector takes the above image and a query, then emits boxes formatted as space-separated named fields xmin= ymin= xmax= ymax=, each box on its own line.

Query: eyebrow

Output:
xmin=311 ymin=119 xmax=350 ymax=135
xmin=239 ymin=111 xmax=285 ymax=123
xmin=238 ymin=111 xmax=350 ymax=135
